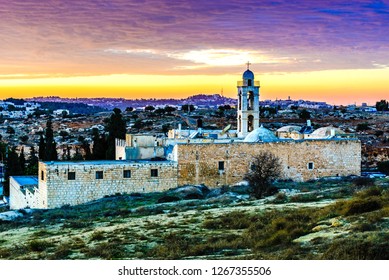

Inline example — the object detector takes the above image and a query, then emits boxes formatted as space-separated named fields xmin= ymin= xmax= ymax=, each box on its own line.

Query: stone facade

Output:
xmin=38 ymin=160 xmax=177 ymax=209
xmin=174 ymin=139 xmax=361 ymax=187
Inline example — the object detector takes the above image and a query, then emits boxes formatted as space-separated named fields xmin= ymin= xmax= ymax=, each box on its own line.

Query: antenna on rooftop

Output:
xmin=220 ymin=124 xmax=232 ymax=138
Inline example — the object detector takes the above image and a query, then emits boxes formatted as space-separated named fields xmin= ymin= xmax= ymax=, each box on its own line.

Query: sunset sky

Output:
xmin=0 ymin=0 xmax=388 ymax=105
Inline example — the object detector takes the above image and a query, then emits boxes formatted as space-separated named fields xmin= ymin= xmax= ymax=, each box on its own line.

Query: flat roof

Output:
xmin=11 ymin=176 xmax=38 ymax=186
xmin=41 ymin=160 xmax=176 ymax=166
xmin=175 ymin=137 xmax=359 ymax=145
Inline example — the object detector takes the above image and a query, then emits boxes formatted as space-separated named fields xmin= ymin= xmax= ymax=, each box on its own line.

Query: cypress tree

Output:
xmin=26 ymin=146 xmax=39 ymax=175
xmin=19 ymin=147 xmax=26 ymax=175
xmin=72 ymin=147 xmax=83 ymax=161
xmin=44 ymin=119 xmax=58 ymax=161
xmin=92 ymin=128 xmax=107 ymax=160
xmin=105 ymin=108 xmax=126 ymax=160
xmin=3 ymin=147 xmax=22 ymax=196
xmin=38 ymin=134 xmax=45 ymax=160
xmin=81 ymin=140 xmax=92 ymax=160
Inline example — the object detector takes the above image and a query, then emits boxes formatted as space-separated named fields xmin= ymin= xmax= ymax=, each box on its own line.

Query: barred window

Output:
xmin=151 ymin=169 xmax=158 ymax=177
xmin=68 ymin=172 xmax=76 ymax=180
xmin=123 ymin=170 xmax=131 ymax=178
xmin=96 ymin=171 xmax=104 ymax=179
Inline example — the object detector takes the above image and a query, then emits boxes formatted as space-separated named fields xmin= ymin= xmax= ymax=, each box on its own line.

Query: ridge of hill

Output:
xmin=27 ymin=94 xmax=237 ymax=110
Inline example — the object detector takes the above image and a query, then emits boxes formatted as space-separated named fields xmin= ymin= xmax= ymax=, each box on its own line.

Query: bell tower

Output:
xmin=237 ymin=62 xmax=260 ymax=138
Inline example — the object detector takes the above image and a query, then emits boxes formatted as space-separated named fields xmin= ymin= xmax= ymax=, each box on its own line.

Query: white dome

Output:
xmin=310 ymin=126 xmax=345 ymax=138
xmin=276 ymin=125 xmax=302 ymax=133
xmin=243 ymin=125 xmax=278 ymax=142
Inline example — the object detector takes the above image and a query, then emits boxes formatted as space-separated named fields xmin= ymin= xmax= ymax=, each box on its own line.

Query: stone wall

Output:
xmin=175 ymin=139 xmax=361 ymax=187
xmin=39 ymin=160 xmax=178 ymax=209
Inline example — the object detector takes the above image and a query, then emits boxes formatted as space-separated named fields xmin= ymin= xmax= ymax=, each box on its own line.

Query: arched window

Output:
xmin=248 ymin=91 xmax=254 ymax=110
xmin=238 ymin=91 xmax=242 ymax=110
xmin=248 ymin=115 xmax=254 ymax=132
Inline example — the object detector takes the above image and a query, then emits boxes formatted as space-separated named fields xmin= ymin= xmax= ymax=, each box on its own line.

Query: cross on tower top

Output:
xmin=246 ymin=61 xmax=251 ymax=70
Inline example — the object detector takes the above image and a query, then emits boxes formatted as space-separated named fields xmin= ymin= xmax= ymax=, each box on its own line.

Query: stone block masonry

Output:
xmin=38 ymin=160 xmax=178 ymax=209
xmin=174 ymin=139 xmax=361 ymax=187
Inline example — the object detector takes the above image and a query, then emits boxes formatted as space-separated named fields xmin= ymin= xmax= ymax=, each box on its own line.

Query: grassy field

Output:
xmin=0 ymin=178 xmax=388 ymax=260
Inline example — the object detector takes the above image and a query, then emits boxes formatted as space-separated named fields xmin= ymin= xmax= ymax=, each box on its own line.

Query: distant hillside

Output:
xmin=37 ymin=101 xmax=106 ymax=115
xmin=27 ymin=94 xmax=237 ymax=110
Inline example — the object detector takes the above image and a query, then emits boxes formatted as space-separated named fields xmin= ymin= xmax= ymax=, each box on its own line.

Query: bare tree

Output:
xmin=244 ymin=151 xmax=282 ymax=199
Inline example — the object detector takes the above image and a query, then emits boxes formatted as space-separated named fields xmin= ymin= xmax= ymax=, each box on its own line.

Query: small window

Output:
xmin=96 ymin=171 xmax=104 ymax=179
xmin=218 ymin=161 xmax=225 ymax=171
xmin=123 ymin=170 xmax=131 ymax=178
xmin=308 ymin=162 xmax=314 ymax=170
xmin=68 ymin=172 xmax=76 ymax=180
xmin=41 ymin=171 xmax=45 ymax=181
xmin=151 ymin=169 xmax=158 ymax=177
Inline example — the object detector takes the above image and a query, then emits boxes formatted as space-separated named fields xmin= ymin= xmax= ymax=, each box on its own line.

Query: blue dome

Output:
xmin=243 ymin=125 xmax=278 ymax=143
xmin=243 ymin=69 xmax=254 ymax=80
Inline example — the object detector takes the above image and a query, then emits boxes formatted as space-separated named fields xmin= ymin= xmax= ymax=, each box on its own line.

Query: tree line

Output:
xmin=1 ymin=108 xmax=126 ymax=197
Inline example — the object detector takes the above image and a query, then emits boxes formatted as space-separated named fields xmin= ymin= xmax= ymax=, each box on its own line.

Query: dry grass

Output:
xmin=0 ymin=182 xmax=388 ymax=260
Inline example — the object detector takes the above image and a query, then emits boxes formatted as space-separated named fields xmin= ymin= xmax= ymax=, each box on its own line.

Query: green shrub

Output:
xmin=290 ymin=194 xmax=319 ymax=203
xmin=70 ymin=237 xmax=86 ymax=250
xmin=377 ymin=161 xmax=389 ymax=175
xmin=90 ymin=230 xmax=105 ymax=241
xmin=353 ymin=177 xmax=375 ymax=187
xmin=0 ymin=247 xmax=12 ymax=258
xmin=31 ymin=229 xmax=52 ymax=238
xmin=321 ymin=234 xmax=389 ymax=259
xmin=28 ymin=239 xmax=53 ymax=252
xmin=353 ymin=223 xmax=376 ymax=232
xmin=62 ymin=220 xmax=92 ymax=229
xmin=341 ymin=197 xmax=382 ymax=216
xmin=272 ymin=192 xmax=287 ymax=203
xmin=243 ymin=210 xmax=313 ymax=250
xmin=84 ymin=241 xmax=126 ymax=259
xmin=202 ymin=211 xmax=255 ymax=230
xmin=356 ymin=186 xmax=383 ymax=198
xmin=50 ymin=243 xmax=72 ymax=259
xmin=356 ymin=123 xmax=370 ymax=131
xmin=148 ymin=232 xmax=196 ymax=259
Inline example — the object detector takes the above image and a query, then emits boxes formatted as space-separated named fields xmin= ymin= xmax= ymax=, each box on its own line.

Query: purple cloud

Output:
xmin=0 ymin=0 xmax=388 ymax=76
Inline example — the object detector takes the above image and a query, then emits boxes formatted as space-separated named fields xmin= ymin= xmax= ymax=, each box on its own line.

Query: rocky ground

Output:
xmin=0 ymin=178 xmax=388 ymax=260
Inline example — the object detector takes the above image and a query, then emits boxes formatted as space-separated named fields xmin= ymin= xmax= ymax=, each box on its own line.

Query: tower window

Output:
xmin=68 ymin=172 xmax=76 ymax=180
xmin=41 ymin=171 xmax=45 ymax=181
xmin=238 ymin=91 xmax=242 ymax=110
xmin=307 ymin=162 xmax=314 ymax=170
xmin=248 ymin=115 xmax=254 ymax=132
xmin=248 ymin=79 xmax=252 ymax=86
xmin=151 ymin=169 xmax=158 ymax=177
xmin=123 ymin=170 xmax=131 ymax=178
xmin=96 ymin=171 xmax=104 ymax=179
xmin=248 ymin=91 xmax=254 ymax=110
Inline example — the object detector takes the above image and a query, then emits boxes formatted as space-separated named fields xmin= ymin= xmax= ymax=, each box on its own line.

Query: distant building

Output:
xmin=53 ymin=109 xmax=70 ymax=116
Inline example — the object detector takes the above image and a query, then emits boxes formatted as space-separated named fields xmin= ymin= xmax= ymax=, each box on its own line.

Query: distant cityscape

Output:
xmin=0 ymin=94 xmax=380 ymax=116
